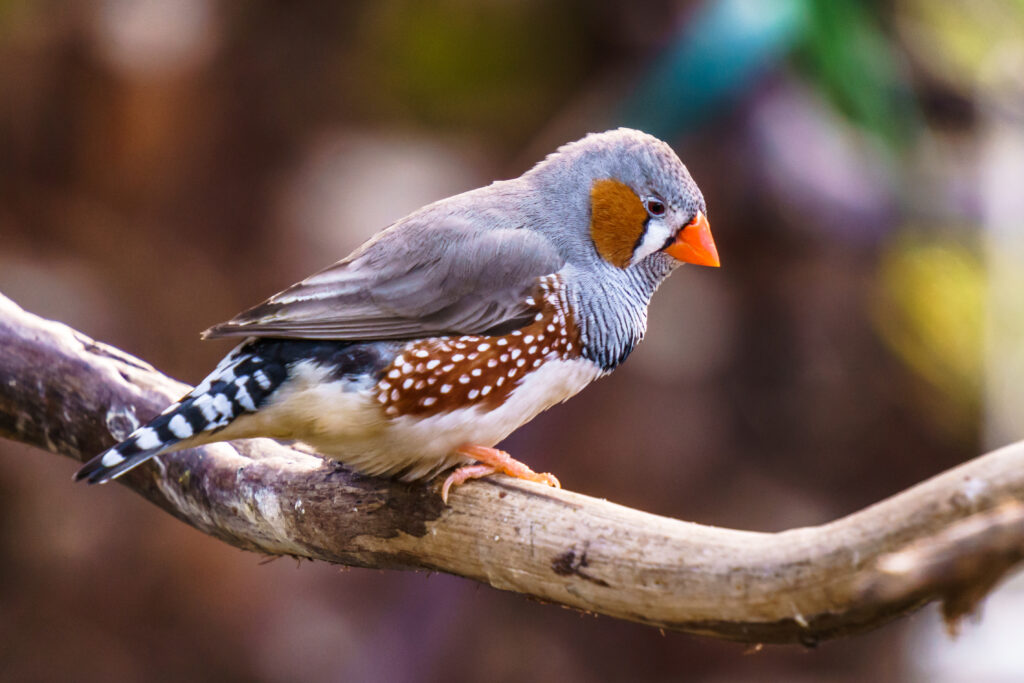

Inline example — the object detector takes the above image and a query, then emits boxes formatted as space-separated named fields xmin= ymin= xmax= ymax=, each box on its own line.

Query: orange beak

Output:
xmin=664 ymin=211 xmax=720 ymax=267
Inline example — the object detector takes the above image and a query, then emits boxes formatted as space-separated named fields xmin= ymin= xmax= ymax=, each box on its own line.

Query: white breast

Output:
xmin=373 ymin=357 xmax=604 ymax=478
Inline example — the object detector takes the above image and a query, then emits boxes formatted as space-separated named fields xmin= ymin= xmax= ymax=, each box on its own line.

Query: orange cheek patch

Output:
xmin=589 ymin=179 xmax=648 ymax=268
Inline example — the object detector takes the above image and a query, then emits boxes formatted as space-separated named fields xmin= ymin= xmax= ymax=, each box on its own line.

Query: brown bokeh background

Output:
xmin=2 ymin=1 xmax=1020 ymax=681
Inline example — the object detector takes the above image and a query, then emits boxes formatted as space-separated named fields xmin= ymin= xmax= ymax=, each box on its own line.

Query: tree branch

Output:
xmin=2 ymin=291 xmax=1023 ymax=644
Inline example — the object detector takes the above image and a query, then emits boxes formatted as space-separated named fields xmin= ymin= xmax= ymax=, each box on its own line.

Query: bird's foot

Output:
xmin=440 ymin=464 xmax=496 ymax=503
xmin=441 ymin=445 xmax=560 ymax=503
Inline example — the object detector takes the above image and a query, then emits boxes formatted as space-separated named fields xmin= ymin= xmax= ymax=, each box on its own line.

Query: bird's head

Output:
xmin=530 ymin=128 xmax=719 ymax=271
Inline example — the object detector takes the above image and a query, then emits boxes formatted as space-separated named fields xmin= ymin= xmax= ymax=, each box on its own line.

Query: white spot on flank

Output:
xmin=390 ymin=389 xmax=400 ymax=401
xmin=496 ymin=338 xmax=508 ymax=346
xmin=421 ymin=396 xmax=437 ymax=407
xmin=471 ymin=368 xmax=481 ymax=377
xmin=516 ymin=358 xmax=525 ymax=367
xmin=414 ymin=349 xmax=429 ymax=358
xmin=500 ymin=354 xmax=509 ymax=362
xmin=546 ymin=324 xmax=555 ymax=332
xmin=468 ymin=389 xmax=479 ymax=400
xmin=477 ymin=343 xmax=490 ymax=352
xmin=458 ymin=375 xmax=470 ymax=384
xmin=388 ymin=369 xmax=400 ymax=379
xmin=534 ymin=313 xmax=543 ymax=321
xmin=441 ymin=364 xmax=455 ymax=372
xmin=415 ymin=380 xmax=425 ymax=390
xmin=524 ymin=335 xmax=534 ymax=344
xmin=481 ymin=385 xmax=492 ymax=396
xmin=451 ymin=354 xmax=465 ymax=362
xmin=496 ymin=376 xmax=505 ymax=386
xmin=487 ymin=359 xmax=498 ymax=368
xmin=403 ymin=378 xmax=413 ymax=389
xmin=528 ymin=346 xmax=537 ymax=354
xmin=511 ymin=349 xmax=521 ymax=359
xmin=467 ymin=352 xmax=478 ymax=360
xmin=441 ymin=384 xmax=452 ymax=394
xmin=426 ymin=360 xmax=441 ymax=370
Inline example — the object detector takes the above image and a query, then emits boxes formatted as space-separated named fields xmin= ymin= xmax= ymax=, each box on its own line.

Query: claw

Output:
xmin=440 ymin=445 xmax=560 ymax=503
xmin=441 ymin=464 xmax=496 ymax=504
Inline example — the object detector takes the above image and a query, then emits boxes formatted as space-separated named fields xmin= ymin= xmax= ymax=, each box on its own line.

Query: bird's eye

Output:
xmin=644 ymin=198 xmax=666 ymax=217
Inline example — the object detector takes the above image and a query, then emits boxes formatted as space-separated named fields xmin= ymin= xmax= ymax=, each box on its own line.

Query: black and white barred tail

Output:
xmin=75 ymin=342 xmax=287 ymax=484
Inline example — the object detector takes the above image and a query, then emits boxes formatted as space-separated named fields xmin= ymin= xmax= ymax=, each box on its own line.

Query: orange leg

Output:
xmin=441 ymin=445 xmax=561 ymax=503
xmin=440 ymin=464 xmax=496 ymax=503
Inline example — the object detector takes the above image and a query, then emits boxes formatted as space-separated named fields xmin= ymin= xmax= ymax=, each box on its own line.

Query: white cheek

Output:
xmin=630 ymin=219 xmax=673 ymax=265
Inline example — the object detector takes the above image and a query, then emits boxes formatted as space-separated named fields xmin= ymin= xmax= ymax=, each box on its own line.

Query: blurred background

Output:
xmin=2 ymin=0 xmax=1023 ymax=681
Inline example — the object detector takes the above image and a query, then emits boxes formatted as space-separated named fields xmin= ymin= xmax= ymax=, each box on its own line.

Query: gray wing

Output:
xmin=202 ymin=219 xmax=564 ymax=341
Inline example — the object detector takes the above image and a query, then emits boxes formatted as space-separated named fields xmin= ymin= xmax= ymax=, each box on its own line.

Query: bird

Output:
xmin=75 ymin=128 xmax=719 ymax=502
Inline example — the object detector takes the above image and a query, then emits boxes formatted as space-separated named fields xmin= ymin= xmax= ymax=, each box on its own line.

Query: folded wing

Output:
xmin=203 ymin=218 xmax=564 ymax=341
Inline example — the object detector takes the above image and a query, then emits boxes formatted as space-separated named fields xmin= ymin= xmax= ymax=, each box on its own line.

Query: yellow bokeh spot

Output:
xmin=873 ymin=232 xmax=984 ymax=408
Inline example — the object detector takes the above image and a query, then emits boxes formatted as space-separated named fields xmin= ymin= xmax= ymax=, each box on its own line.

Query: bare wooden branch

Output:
xmin=3 ymin=291 xmax=1024 ymax=644
xmin=860 ymin=501 xmax=1024 ymax=633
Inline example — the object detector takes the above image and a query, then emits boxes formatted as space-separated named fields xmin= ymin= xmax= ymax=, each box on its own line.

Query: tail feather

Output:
xmin=75 ymin=400 xmax=218 ymax=482
xmin=75 ymin=420 xmax=183 ymax=484
xmin=75 ymin=340 xmax=288 ymax=484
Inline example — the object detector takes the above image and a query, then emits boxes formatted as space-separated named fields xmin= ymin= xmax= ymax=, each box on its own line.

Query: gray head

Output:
xmin=523 ymin=128 xmax=715 ymax=272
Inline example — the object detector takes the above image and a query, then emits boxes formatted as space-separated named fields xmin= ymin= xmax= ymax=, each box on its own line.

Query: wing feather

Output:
xmin=202 ymin=218 xmax=563 ymax=341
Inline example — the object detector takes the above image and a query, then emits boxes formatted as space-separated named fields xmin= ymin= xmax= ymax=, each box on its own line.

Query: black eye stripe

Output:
xmin=659 ymin=232 xmax=676 ymax=252
xmin=631 ymin=216 xmax=651 ymax=258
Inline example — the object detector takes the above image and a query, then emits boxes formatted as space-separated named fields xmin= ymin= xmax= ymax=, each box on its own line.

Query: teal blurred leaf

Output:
xmin=622 ymin=0 xmax=807 ymax=137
